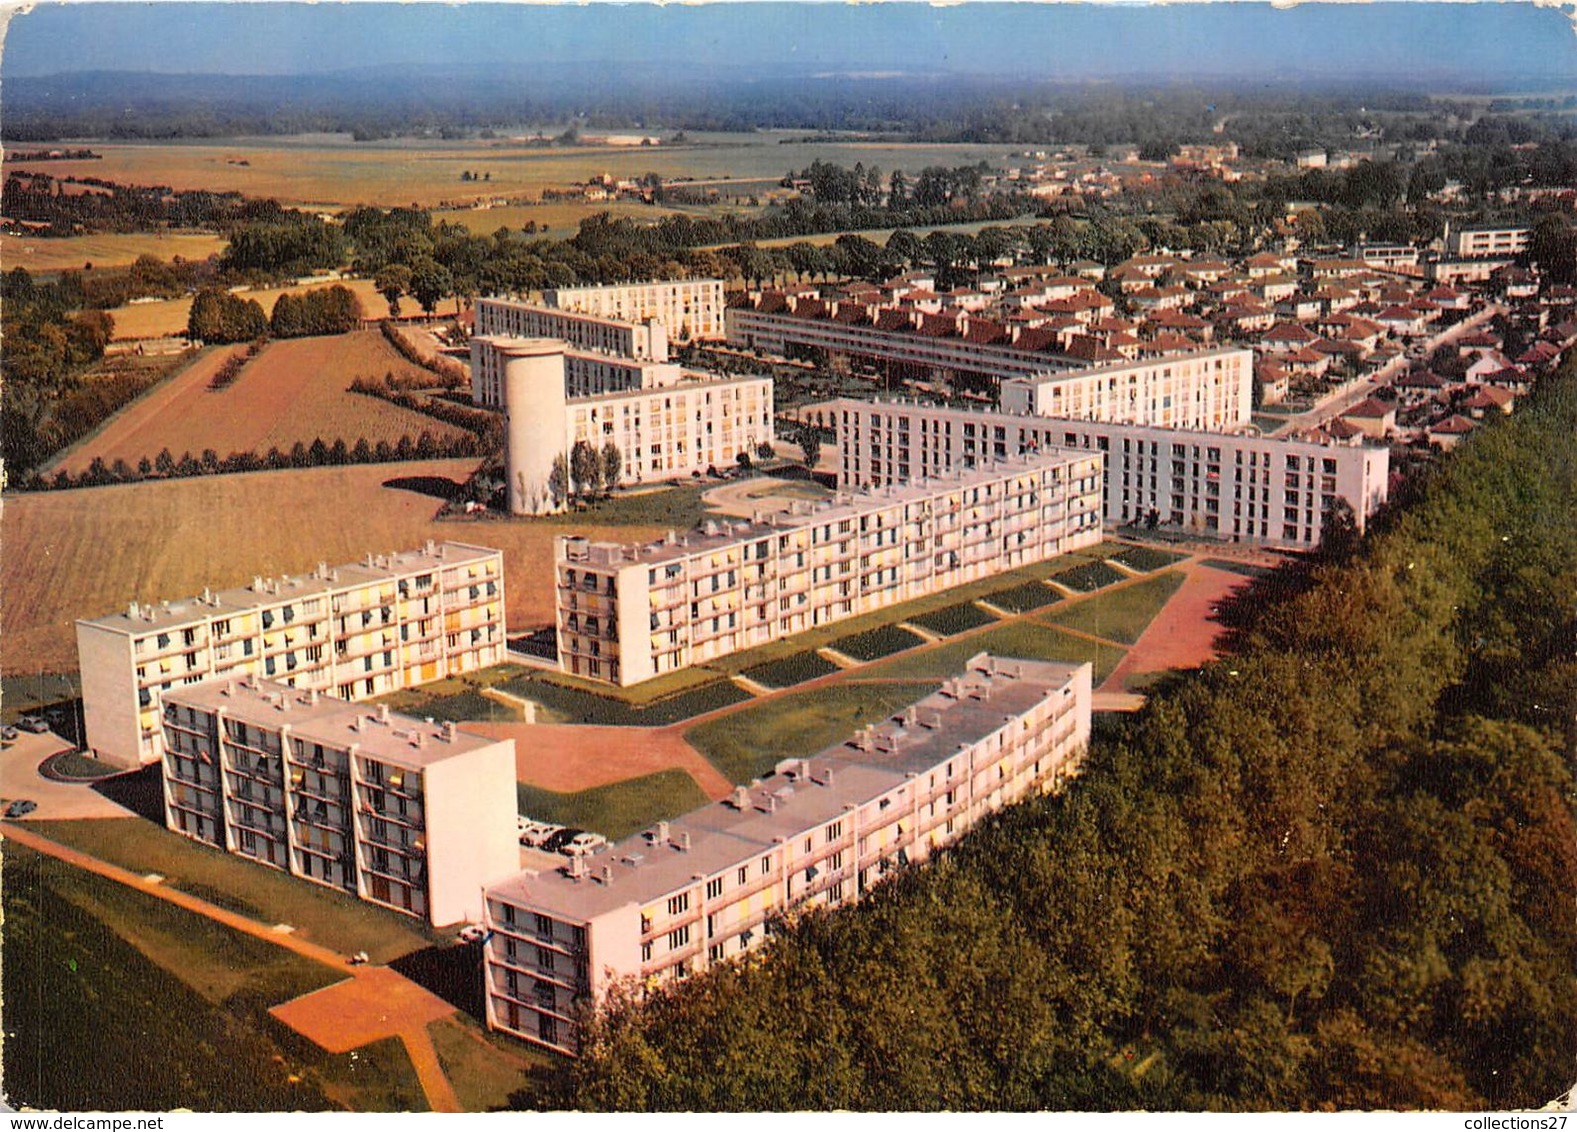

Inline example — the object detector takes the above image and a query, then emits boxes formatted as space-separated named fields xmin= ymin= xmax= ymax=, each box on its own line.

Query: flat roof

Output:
xmin=559 ymin=448 xmax=1095 ymax=570
xmin=79 ymin=541 xmax=501 ymax=635
xmin=163 ymin=676 xmax=503 ymax=770
xmin=1001 ymin=345 xmax=1252 ymax=390
xmin=486 ymin=655 xmax=1086 ymax=920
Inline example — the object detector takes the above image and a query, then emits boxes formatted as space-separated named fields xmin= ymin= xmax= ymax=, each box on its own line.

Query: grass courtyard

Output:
xmin=515 ymin=768 xmax=712 ymax=841
xmin=1046 ymin=571 xmax=1189 ymax=646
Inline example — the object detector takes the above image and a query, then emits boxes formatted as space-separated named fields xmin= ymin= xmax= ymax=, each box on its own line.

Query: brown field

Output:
xmin=9 ymin=134 xmax=1018 ymax=210
xmin=433 ymin=200 xmax=686 ymax=239
xmin=104 ymin=277 xmax=399 ymax=341
xmin=0 ymin=231 xmax=229 ymax=274
xmin=1 ymin=461 xmax=666 ymax=674
xmin=51 ymin=331 xmax=468 ymax=476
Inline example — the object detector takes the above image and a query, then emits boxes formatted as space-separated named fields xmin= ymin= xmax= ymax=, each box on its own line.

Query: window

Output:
xmin=536 ymin=947 xmax=556 ymax=971
xmin=705 ymin=877 xmax=723 ymax=900
xmin=826 ymin=820 xmax=843 ymax=842
xmin=535 ymin=913 xmax=554 ymax=936
xmin=709 ymin=943 xmax=725 ymax=963
xmin=667 ymin=893 xmax=689 ymax=916
xmin=667 ymin=924 xmax=690 ymax=950
xmin=761 ymin=856 xmax=771 ymax=876
xmin=737 ymin=866 xmax=748 ymax=885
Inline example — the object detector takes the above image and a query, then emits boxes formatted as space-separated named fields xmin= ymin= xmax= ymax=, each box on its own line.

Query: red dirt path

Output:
xmin=467 ymin=722 xmax=735 ymax=800
xmin=1100 ymin=561 xmax=1249 ymax=693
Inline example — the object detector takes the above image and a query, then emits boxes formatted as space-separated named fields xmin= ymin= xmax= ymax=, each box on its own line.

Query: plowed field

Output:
xmin=2 ymin=461 xmax=665 ymax=673
xmin=53 ymin=331 xmax=467 ymax=475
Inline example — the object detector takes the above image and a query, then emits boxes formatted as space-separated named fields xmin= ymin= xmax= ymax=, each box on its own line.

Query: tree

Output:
xmin=570 ymin=440 xmax=602 ymax=501
xmin=548 ymin=452 xmax=571 ymax=507
xmin=797 ymin=427 xmax=822 ymax=470
xmin=601 ymin=441 xmax=623 ymax=496
xmin=408 ymin=258 xmax=452 ymax=316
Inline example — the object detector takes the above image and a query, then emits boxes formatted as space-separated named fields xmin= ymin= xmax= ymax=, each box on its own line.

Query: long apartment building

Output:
xmin=77 ymin=542 xmax=506 ymax=768
xmin=482 ymin=653 xmax=1093 ymax=1053
xmin=479 ymin=337 xmax=773 ymax=515
xmin=471 ymin=337 xmax=685 ymax=409
xmin=544 ymin=279 xmax=726 ymax=344
xmin=160 ymin=676 xmax=518 ymax=926
xmin=831 ymin=398 xmax=1390 ymax=547
xmin=997 ymin=347 xmax=1252 ymax=431
xmin=1444 ymin=223 xmax=1530 ymax=259
xmin=554 ymin=451 xmax=1104 ymax=686
xmin=725 ymin=296 xmax=1252 ymax=430
xmin=476 ymin=297 xmax=668 ymax=362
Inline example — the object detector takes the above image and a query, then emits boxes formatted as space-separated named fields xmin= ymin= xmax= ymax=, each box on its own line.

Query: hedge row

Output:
xmin=379 ymin=319 xmax=469 ymax=387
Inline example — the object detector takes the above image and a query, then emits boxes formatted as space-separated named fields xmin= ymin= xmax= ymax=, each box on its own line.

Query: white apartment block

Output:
xmin=472 ymin=335 xmax=684 ymax=409
xmin=1445 ymin=224 xmax=1530 ymax=258
xmin=831 ymin=398 xmax=1390 ymax=547
xmin=544 ymin=279 xmax=726 ymax=343
xmin=482 ymin=653 xmax=1092 ymax=1053
xmin=76 ymin=542 xmax=507 ymax=769
xmin=553 ymin=451 xmax=1104 ymax=686
xmin=160 ymin=677 xmax=518 ymax=926
xmin=476 ymin=297 xmax=668 ymax=362
xmin=998 ymin=347 xmax=1254 ymax=432
xmin=482 ymin=337 xmax=774 ymax=515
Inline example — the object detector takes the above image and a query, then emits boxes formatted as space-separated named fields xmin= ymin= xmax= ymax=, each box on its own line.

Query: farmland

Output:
xmin=0 ymin=460 xmax=668 ymax=674
xmin=52 ymin=330 xmax=468 ymax=476
xmin=0 ymin=230 xmax=228 ymax=274
xmin=104 ymin=277 xmax=394 ymax=341
xmin=6 ymin=133 xmax=1020 ymax=211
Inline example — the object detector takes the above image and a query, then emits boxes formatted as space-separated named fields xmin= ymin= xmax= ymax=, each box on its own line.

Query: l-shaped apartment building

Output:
xmin=481 ymin=653 xmax=1093 ymax=1054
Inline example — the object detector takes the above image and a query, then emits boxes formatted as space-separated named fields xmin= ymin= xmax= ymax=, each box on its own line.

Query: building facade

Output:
xmin=481 ymin=337 xmax=774 ymax=515
xmin=476 ymin=297 xmax=668 ymax=362
xmin=544 ymin=279 xmax=726 ymax=344
xmin=1444 ymin=224 xmax=1530 ymax=258
xmin=472 ymin=334 xmax=684 ymax=409
xmin=77 ymin=542 xmax=507 ymax=768
xmin=160 ymin=676 xmax=518 ymax=926
xmin=997 ymin=347 xmax=1253 ymax=432
xmin=553 ymin=451 xmax=1104 ymax=686
xmin=481 ymin=653 xmax=1093 ymax=1053
xmin=830 ymin=398 xmax=1390 ymax=547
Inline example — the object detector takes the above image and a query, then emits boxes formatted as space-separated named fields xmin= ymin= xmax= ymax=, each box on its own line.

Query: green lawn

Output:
xmin=828 ymin=624 xmax=924 ymax=662
xmin=1048 ymin=559 xmax=1128 ymax=593
xmin=0 ymin=673 xmax=82 ymax=719
xmin=516 ymin=767 xmax=712 ymax=841
xmin=530 ymin=482 xmax=711 ymax=528
xmin=2 ymin=843 xmax=426 ymax=1112
xmin=742 ymin=651 xmax=842 ymax=689
xmin=1109 ymin=545 xmax=1188 ymax=573
xmin=858 ymin=621 xmax=1128 ymax=685
xmin=429 ymin=1015 xmax=559 ymax=1113
xmin=21 ymin=818 xmax=437 ymax=964
xmin=908 ymin=601 xmax=999 ymax=636
xmin=687 ymin=681 xmax=941 ymax=784
xmin=1045 ymin=571 xmax=1188 ymax=646
xmin=979 ymin=580 xmax=1065 ymax=614
xmin=499 ymin=673 xmax=751 ymax=726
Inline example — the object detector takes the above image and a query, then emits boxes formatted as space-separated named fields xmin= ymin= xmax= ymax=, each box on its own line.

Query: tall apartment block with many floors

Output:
xmin=471 ymin=338 xmax=686 ymax=410
xmin=830 ymin=398 xmax=1390 ymax=547
xmin=543 ymin=279 xmax=726 ymax=344
xmin=476 ymin=336 xmax=774 ymax=515
xmin=475 ymin=297 xmax=668 ymax=362
xmin=996 ymin=346 xmax=1253 ymax=431
xmin=160 ymin=676 xmax=518 ymax=926
xmin=553 ymin=450 xmax=1104 ymax=686
xmin=76 ymin=542 xmax=506 ymax=768
xmin=482 ymin=653 xmax=1093 ymax=1054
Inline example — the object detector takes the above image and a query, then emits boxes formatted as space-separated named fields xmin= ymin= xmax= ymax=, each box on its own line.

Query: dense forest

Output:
xmin=534 ymin=363 xmax=1577 ymax=1111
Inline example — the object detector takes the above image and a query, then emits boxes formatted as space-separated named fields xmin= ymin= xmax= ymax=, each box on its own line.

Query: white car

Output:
xmin=519 ymin=821 xmax=561 ymax=848
xmin=457 ymin=924 xmax=488 ymax=944
xmin=563 ymin=832 xmax=608 ymax=856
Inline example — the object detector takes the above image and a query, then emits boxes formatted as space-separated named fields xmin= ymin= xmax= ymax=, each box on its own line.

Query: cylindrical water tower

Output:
xmin=489 ymin=337 xmax=568 ymax=515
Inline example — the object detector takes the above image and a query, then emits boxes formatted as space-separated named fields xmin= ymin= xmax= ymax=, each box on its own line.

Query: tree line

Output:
xmin=536 ymin=362 xmax=1577 ymax=1111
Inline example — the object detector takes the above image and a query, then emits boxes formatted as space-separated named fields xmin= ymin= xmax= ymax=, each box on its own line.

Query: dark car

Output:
xmin=542 ymin=827 xmax=584 ymax=854
xmin=16 ymin=716 xmax=49 ymax=734
xmin=5 ymin=800 xmax=38 ymax=819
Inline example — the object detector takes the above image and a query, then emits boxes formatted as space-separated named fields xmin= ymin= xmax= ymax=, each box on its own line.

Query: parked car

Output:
xmin=16 ymin=716 xmax=49 ymax=734
xmin=0 ymin=725 xmax=17 ymax=741
xmin=519 ymin=821 xmax=560 ymax=848
xmin=541 ymin=827 xmax=583 ymax=854
xmin=5 ymin=800 xmax=38 ymax=819
xmin=456 ymin=924 xmax=488 ymax=944
xmin=563 ymin=832 xmax=608 ymax=856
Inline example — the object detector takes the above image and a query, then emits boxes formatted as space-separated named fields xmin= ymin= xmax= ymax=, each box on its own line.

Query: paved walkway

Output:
xmin=1099 ymin=560 xmax=1250 ymax=694
xmin=468 ymin=720 xmax=736 ymax=800
xmin=1 ymin=821 xmax=462 ymax=1113
xmin=0 ymin=733 xmax=136 ymax=820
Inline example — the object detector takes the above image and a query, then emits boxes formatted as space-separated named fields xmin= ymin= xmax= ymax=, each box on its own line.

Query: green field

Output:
xmin=1110 ymin=545 xmax=1188 ymax=573
xmin=428 ymin=1015 xmax=556 ymax=1113
xmin=516 ymin=768 xmax=711 ymax=842
xmin=741 ymin=651 xmax=842 ymax=689
xmin=908 ymin=601 xmax=999 ymax=636
xmin=980 ymin=580 xmax=1065 ymax=614
xmin=499 ymin=673 xmax=751 ymax=726
xmin=858 ymin=621 xmax=1127 ymax=685
xmin=687 ymin=681 xmax=940 ymax=784
xmin=1046 ymin=571 xmax=1188 ymax=646
xmin=24 ymin=818 xmax=437 ymax=963
xmin=828 ymin=624 xmax=925 ymax=662
xmin=1 ymin=843 xmax=424 ymax=1112
xmin=1048 ymin=559 xmax=1128 ymax=593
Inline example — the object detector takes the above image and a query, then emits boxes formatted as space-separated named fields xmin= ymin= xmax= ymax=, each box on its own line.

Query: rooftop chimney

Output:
xmin=378 ymin=704 xmax=390 ymax=724
xmin=601 ymin=865 xmax=614 ymax=886
xmin=656 ymin=820 xmax=670 ymax=843
xmin=443 ymin=720 xmax=458 ymax=742
xmin=680 ymin=832 xmax=692 ymax=852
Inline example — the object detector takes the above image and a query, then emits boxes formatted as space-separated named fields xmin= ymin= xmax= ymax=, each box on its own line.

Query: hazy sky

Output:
xmin=3 ymin=2 xmax=1574 ymax=84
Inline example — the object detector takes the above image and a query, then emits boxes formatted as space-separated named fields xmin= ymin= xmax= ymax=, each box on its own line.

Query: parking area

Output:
xmin=0 ymin=729 xmax=137 ymax=821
